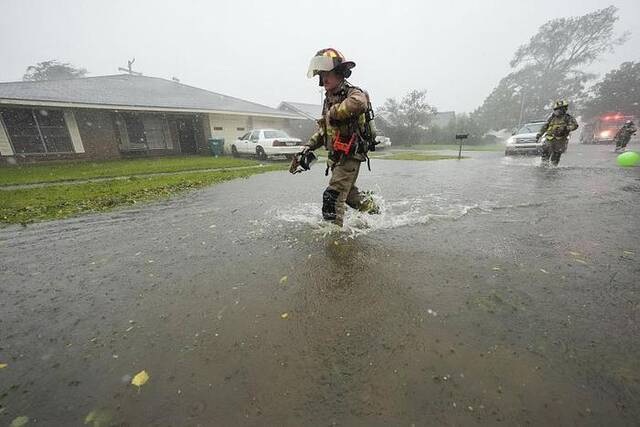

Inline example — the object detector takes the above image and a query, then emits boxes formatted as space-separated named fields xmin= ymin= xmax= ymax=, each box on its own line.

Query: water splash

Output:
xmin=273 ymin=193 xmax=484 ymax=237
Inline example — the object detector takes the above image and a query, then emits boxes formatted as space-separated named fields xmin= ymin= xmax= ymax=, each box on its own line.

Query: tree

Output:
xmin=474 ymin=6 xmax=628 ymax=132
xmin=23 ymin=60 xmax=88 ymax=81
xmin=580 ymin=61 xmax=640 ymax=120
xmin=380 ymin=90 xmax=436 ymax=145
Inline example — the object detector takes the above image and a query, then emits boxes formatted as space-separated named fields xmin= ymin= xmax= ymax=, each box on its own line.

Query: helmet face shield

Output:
xmin=553 ymin=100 xmax=569 ymax=110
xmin=307 ymin=56 xmax=337 ymax=78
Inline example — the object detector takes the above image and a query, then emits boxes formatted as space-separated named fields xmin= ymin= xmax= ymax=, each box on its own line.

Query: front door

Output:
xmin=177 ymin=117 xmax=197 ymax=154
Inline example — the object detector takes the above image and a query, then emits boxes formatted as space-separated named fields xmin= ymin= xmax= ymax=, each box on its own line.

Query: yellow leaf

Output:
xmin=10 ymin=416 xmax=29 ymax=427
xmin=540 ymin=269 xmax=548 ymax=274
xmin=84 ymin=408 xmax=112 ymax=427
xmin=574 ymin=259 xmax=588 ymax=265
xmin=0 ymin=363 xmax=7 ymax=369
xmin=85 ymin=411 xmax=96 ymax=424
xmin=279 ymin=276 xmax=288 ymax=284
xmin=281 ymin=312 xmax=289 ymax=320
xmin=568 ymin=251 xmax=582 ymax=257
xmin=131 ymin=370 xmax=149 ymax=387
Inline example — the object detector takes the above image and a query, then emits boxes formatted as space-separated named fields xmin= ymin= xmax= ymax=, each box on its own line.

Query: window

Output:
xmin=236 ymin=127 xmax=245 ymax=131
xmin=239 ymin=132 xmax=250 ymax=140
xmin=142 ymin=115 xmax=171 ymax=149
xmin=249 ymin=131 xmax=260 ymax=142
xmin=263 ymin=130 xmax=289 ymax=139
xmin=0 ymin=108 xmax=73 ymax=154
xmin=119 ymin=113 xmax=172 ymax=150
xmin=123 ymin=113 xmax=146 ymax=145
xmin=213 ymin=126 xmax=223 ymax=131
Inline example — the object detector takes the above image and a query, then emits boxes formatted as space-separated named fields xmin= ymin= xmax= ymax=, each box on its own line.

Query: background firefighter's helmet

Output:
xmin=307 ymin=48 xmax=356 ymax=85
xmin=552 ymin=100 xmax=569 ymax=110
xmin=625 ymin=120 xmax=634 ymax=125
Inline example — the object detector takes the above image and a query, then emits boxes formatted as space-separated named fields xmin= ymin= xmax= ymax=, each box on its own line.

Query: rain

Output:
xmin=1 ymin=1 xmax=640 ymax=425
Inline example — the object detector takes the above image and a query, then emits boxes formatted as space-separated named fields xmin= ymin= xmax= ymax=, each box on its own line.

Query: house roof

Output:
xmin=278 ymin=101 xmax=322 ymax=120
xmin=0 ymin=74 xmax=302 ymax=119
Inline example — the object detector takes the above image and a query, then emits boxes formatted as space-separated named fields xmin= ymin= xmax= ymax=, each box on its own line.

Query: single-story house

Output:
xmin=278 ymin=101 xmax=322 ymax=120
xmin=0 ymin=74 xmax=303 ymax=164
xmin=278 ymin=101 xmax=322 ymax=142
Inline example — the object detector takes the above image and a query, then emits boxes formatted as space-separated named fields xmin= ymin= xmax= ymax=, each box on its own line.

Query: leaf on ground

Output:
xmin=10 ymin=416 xmax=29 ymax=427
xmin=281 ymin=312 xmax=289 ymax=320
xmin=574 ymin=259 xmax=588 ymax=265
xmin=568 ymin=251 xmax=582 ymax=257
xmin=492 ymin=267 xmax=501 ymax=271
xmin=540 ymin=269 xmax=548 ymax=274
xmin=0 ymin=363 xmax=7 ymax=369
xmin=131 ymin=370 xmax=149 ymax=388
xmin=279 ymin=276 xmax=288 ymax=284
xmin=84 ymin=408 xmax=113 ymax=427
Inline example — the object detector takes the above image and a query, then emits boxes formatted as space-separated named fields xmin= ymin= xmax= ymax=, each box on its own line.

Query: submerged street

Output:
xmin=1 ymin=144 xmax=639 ymax=425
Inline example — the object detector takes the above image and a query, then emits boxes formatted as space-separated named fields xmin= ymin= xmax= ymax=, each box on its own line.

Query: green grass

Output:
xmin=0 ymin=165 xmax=285 ymax=225
xmin=400 ymin=144 xmax=503 ymax=152
xmin=0 ymin=156 xmax=264 ymax=186
xmin=374 ymin=153 xmax=466 ymax=161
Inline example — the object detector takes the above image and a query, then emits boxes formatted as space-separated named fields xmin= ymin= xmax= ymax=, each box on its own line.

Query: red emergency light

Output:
xmin=602 ymin=113 xmax=624 ymax=121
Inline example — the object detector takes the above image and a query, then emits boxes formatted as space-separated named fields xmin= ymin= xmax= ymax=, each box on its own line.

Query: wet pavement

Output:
xmin=1 ymin=143 xmax=639 ymax=426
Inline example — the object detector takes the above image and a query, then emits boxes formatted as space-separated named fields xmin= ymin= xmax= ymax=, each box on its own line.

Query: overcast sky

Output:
xmin=1 ymin=0 xmax=638 ymax=113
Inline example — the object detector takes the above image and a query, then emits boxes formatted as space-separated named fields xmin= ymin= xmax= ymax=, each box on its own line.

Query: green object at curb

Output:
xmin=617 ymin=151 xmax=640 ymax=167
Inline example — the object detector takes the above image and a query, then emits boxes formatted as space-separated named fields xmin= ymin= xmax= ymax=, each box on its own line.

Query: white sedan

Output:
xmin=231 ymin=129 xmax=303 ymax=160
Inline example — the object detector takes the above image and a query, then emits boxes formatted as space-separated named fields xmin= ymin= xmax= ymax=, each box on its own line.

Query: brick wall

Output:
xmin=75 ymin=109 xmax=122 ymax=160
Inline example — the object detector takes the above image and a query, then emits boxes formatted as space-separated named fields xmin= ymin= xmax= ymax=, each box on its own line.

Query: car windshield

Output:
xmin=263 ymin=130 xmax=289 ymax=139
xmin=516 ymin=123 xmax=544 ymax=134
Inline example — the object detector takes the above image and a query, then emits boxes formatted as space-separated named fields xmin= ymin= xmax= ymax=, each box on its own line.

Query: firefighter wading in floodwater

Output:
xmin=614 ymin=120 xmax=637 ymax=152
xmin=301 ymin=48 xmax=379 ymax=227
xmin=536 ymin=100 xmax=579 ymax=166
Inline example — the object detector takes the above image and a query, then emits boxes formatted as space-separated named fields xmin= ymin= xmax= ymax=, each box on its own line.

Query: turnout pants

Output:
xmin=541 ymin=139 xmax=568 ymax=166
xmin=615 ymin=137 xmax=630 ymax=150
xmin=322 ymin=158 xmax=364 ymax=226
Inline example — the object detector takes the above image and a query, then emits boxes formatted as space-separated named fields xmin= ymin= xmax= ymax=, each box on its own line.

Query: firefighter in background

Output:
xmin=614 ymin=120 xmax=637 ymax=152
xmin=536 ymin=100 xmax=579 ymax=166
xmin=301 ymin=48 xmax=379 ymax=227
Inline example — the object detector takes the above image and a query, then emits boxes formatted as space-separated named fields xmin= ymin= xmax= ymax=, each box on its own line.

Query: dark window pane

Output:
xmin=37 ymin=110 xmax=73 ymax=153
xmin=124 ymin=113 xmax=147 ymax=145
xmin=8 ymin=135 xmax=45 ymax=153
xmin=1 ymin=109 xmax=45 ymax=153
xmin=36 ymin=109 xmax=66 ymax=127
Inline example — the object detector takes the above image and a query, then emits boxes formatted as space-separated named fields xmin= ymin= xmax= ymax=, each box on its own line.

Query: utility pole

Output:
xmin=118 ymin=58 xmax=143 ymax=76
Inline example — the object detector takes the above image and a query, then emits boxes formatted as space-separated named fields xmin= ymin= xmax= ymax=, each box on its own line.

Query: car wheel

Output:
xmin=231 ymin=145 xmax=239 ymax=157
xmin=256 ymin=146 xmax=267 ymax=160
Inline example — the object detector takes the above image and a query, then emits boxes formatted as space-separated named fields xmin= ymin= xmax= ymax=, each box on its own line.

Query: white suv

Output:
xmin=232 ymin=129 xmax=303 ymax=160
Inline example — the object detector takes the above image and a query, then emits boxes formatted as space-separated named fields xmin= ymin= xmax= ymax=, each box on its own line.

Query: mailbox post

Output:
xmin=456 ymin=133 xmax=469 ymax=160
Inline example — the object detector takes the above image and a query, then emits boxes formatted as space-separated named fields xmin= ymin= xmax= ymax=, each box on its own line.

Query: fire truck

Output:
xmin=580 ymin=113 xmax=636 ymax=144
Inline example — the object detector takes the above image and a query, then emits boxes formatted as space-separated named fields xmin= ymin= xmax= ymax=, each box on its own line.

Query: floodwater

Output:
xmin=1 ymin=144 xmax=639 ymax=425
